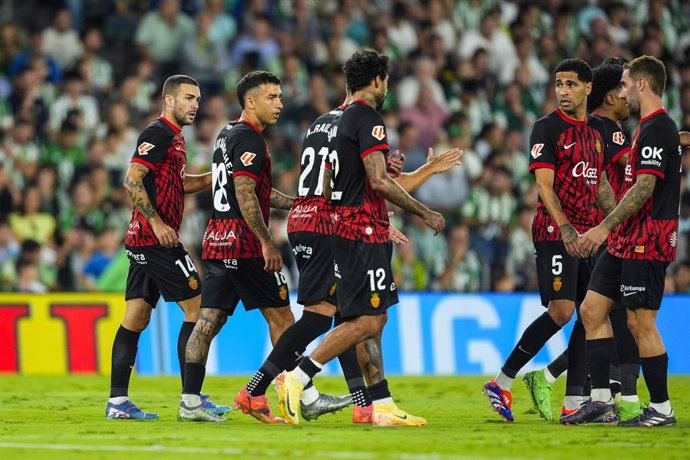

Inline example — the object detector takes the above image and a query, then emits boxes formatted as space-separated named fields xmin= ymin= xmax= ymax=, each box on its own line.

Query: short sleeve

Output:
xmin=131 ymin=126 xmax=170 ymax=170
xmin=356 ymin=108 xmax=389 ymax=159
xmin=635 ymin=124 xmax=675 ymax=180
xmin=231 ymin=130 xmax=266 ymax=181
xmin=528 ymin=120 xmax=557 ymax=172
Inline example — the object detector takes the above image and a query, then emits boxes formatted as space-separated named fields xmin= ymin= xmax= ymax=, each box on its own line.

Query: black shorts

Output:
xmin=200 ymin=258 xmax=290 ymax=315
xmin=534 ymin=240 xmax=595 ymax=308
xmin=125 ymin=244 xmax=201 ymax=306
xmin=288 ymin=231 xmax=337 ymax=307
xmin=333 ymin=236 xmax=398 ymax=319
xmin=588 ymin=250 xmax=668 ymax=310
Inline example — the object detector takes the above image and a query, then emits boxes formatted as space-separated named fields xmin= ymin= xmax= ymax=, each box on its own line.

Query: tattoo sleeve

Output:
xmin=362 ymin=152 xmax=430 ymax=217
xmin=185 ymin=309 xmax=227 ymax=365
xmin=595 ymin=171 xmax=616 ymax=217
xmin=602 ymin=173 xmax=657 ymax=231
xmin=234 ymin=175 xmax=272 ymax=242
xmin=534 ymin=168 xmax=569 ymax=228
xmin=322 ymin=167 xmax=333 ymax=200
xmin=270 ymin=188 xmax=294 ymax=210
xmin=123 ymin=162 xmax=157 ymax=220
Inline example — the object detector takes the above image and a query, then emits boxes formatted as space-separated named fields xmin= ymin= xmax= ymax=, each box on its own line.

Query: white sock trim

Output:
xmin=650 ymin=400 xmax=673 ymax=416
xmin=108 ymin=396 xmax=129 ymax=405
xmin=181 ymin=393 xmax=201 ymax=407
xmin=300 ymin=385 xmax=319 ymax=405
xmin=590 ymin=388 xmax=612 ymax=403
xmin=543 ymin=368 xmax=557 ymax=384
xmin=494 ymin=371 xmax=514 ymax=391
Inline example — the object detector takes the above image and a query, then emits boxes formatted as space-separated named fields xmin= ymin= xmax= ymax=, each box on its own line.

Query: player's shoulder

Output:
xmin=587 ymin=113 xmax=607 ymax=129
xmin=531 ymin=111 xmax=562 ymax=136
xmin=315 ymin=106 xmax=345 ymax=125
xmin=343 ymin=100 xmax=381 ymax=120
xmin=226 ymin=120 xmax=265 ymax=144
xmin=642 ymin=110 xmax=678 ymax=136
xmin=138 ymin=118 xmax=176 ymax=143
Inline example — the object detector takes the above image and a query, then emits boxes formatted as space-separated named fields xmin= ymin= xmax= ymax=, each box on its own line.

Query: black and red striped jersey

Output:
xmin=608 ymin=109 xmax=681 ymax=262
xmin=202 ymin=120 xmax=272 ymax=259
xmin=591 ymin=113 xmax=631 ymax=224
xmin=287 ymin=106 xmax=345 ymax=236
xmin=125 ymin=117 xmax=187 ymax=248
xmin=529 ymin=108 xmax=606 ymax=242
xmin=330 ymin=100 xmax=390 ymax=243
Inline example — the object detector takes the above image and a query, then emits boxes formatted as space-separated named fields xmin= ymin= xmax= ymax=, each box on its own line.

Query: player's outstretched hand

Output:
xmin=386 ymin=149 xmax=405 ymax=178
xmin=388 ymin=223 xmax=409 ymax=245
xmin=428 ymin=147 xmax=463 ymax=173
xmin=151 ymin=217 xmax=179 ymax=248
xmin=262 ymin=241 xmax=284 ymax=272
xmin=423 ymin=210 xmax=445 ymax=235
xmin=579 ymin=225 xmax=609 ymax=257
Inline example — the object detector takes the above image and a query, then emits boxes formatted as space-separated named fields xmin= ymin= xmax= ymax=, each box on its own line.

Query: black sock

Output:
xmin=110 ymin=326 xmax=141 ymax=398
xmin=247 ymin=311 xmax=332 ymax=396
xmin=565 ymin=320 xmax=587 ymax=397
xmin=586 ymin=338 xmax=614 ymax=391
xmin=547 ymin=349 xmax=568 ymax=379
xmin=298 ymin=356 xmax=323 ymax=379
xmin=337 ymin=345 xmax=370 ymax=407
xmin=182 ymin=362 xmax=206 ymax=396
xmin=367 ymin=379 xmax=391 ymax=402
xmin=641 ymin=353 xmax=669 ymax=404
xmin=620 ymin=363 xmax=640 ymax=396
xmin=583 ymin=374 xmax=592 ymax=397
xmin=177 ymin=321 xmax=196 ymax=389
xmin=502 ymin=313 xmax=560 ymax=377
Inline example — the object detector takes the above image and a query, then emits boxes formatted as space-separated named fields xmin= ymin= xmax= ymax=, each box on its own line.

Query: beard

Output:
xmin=627 ymin=99 xmax=640 ymax=116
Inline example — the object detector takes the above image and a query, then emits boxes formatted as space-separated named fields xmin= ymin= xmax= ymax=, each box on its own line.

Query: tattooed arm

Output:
xmin=580 ymin=174 xmax=657 ymax=256
xmin=184 ymin=172 xmax=212 ymax=193
xmin=534 ymin=168 xmax=580 ymax=257
xmin=234 ymin=175 xmax=283 ymax=271
xmin=363 ymin=151 xmax=445 ymax=234
xmin=596 ymin=171 xmax=616 ymax=217
xmin=270 ymin=188 xmax=294 ymax=210
xmin=123 ymin=162 xmax=178 ymax=247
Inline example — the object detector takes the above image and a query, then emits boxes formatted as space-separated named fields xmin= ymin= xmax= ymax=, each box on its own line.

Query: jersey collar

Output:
xmin=159 ymin=116 xmax=181 ymax=133
xmin=350 ymin=99 xmax=370 ymax=107
xmin=236 ymin=119 xmax=262 ymax=133
xmin=556 ymin=107 xmax=587 ymax=125
xmin=640 ymin=107 xmax=667 ymax=123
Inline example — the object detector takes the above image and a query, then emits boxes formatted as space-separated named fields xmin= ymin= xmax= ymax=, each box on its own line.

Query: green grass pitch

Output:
xmin=1 ymin=375 xmax=689 ymax=459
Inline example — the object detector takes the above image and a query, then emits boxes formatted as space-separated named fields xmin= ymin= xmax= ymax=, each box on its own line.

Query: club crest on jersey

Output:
xmin=188 ymin=276 xmax=199 ymax=290
xmin=329 ymin=283 xmax=336 ymax=296
xmin=595 ymin=138 xmax=602 ymax=154
xmin=138 ymin=142 xmax=155 ymax=155
xmin=370 ymin=292 xmax=381 ymax=308
xmin=531 ymin=143 xmax=544 ymax=159
xmin=635 ymin=245 xmax=645 ymax=254
xmin=371 ymin=125 xmax=385 ymax=141
xmin=612 ymin=131 xmax=625 ymax=145
xmin=553 ymin=276 xmax=562 ymax=292
xmin=240 ymin=151 xmax=256 ymax=166
xmin=279 ymin=285 xmax=288 ymax=300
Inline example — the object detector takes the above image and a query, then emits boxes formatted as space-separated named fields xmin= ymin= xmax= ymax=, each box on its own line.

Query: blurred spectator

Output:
xmin=205 ymin=0 xmax=237 ymax=47
xmin=392 ymin=238 xmax=428 ymax=291
xmin=41 ymin=118 xmax=86 ymax=187
xmin=0 ymin=163 xmax=18 ymax=219
xmin=671 ymin=260 xmax=690 ymax=293
xmin=506 ymin=204 xmax=538 ymax=291
xmin=230 ymin=14 xmax=279 ymax=69
xmin=9 ymin=65 xmax=49 ymax=134
xmin=432 ymin=223 xmax=482 ymax=292
xmin=399 ymin=82 xmax=448 ymax=151
xmin=396 ymin=121 xmax=425 ymax=172
xmin=59 ymin=179 xmax=105 ymax=236
xmin=118 ymin=59 xmax=157 ymax=117
xmin=49 ymin=70 xmax=100 ymax=133
xmin=408 ymin=213 xmax=447 ymax=271
xmin=397 ymin=56 xmax=447 ymax=110
xmin=136 ymin=0 xmax=194 ymax=78
xmin=10 ymin=29 xmax=62 ymax=83
xmin=80 ymin=227 xmax=122 ymax=291
xmin=181 ymin=9 xmax=228 ymax=96
xmin=35 ymin=165 xmax=61 ymax=217
xmin=8 ymin=186 xmax=56 ymax=244
xmin=2 ymin=117 xmax=40 ymax=188
xmin=78 ymin=27 xmax=114 ymax=97
xmin=15 ymin=257 xmax=48 ymax=293
xmin=41 ymin=8 xmax=83 ymax=71
xmin=387 ymin=1 xmax=417 ymax=58
xmin=0 ymin=219 xmax=20 ymax=289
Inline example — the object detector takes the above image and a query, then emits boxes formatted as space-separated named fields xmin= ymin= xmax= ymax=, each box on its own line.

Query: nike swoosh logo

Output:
xmin=518 ymin=345 xmax=533 ymax=355
xmin=394 ymin=414 xmax=408 ymax=420
xmin=564 ymin=142 xmax=576 ymax=149
xmin=622 ymin=291 xmax=636 ymax=297
xmin=285 ymin=389 xmax=296 ymax=418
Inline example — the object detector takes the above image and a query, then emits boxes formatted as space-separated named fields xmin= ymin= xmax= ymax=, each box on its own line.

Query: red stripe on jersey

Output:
xmin=529 ymin=162 xmax=556 ymax=172
xmin=158 ymin=117 xmax=181 ymax=133
xmin=238 ymin=119 xmax=262 ymax=133
xmin=640 ymin=108 xmax=667 ymax=123
xmin=611 ymin=146 xmax=631 ymax=164
xmin=131 ymin=157 xmax=156 ymax=171
xmin=361 ymin=144 xmax=389 ymax=159
xmin=233 ymin=170 xmax=260 ymax=182
xmin=555 ymin=108 xmax=587 ymax=125
xmin=636 ymin=168 xmax=665 ymax=179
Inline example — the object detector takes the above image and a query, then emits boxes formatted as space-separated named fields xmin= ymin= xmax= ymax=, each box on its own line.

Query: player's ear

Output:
xmin=164 ymin=93 xmax=174 ymax=109
xmin=585 ymin=81 xmax=592 ymax=96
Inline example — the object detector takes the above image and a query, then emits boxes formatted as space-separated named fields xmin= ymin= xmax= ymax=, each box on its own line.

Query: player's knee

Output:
xmin=357 ymin=314 xmax=385 ymax=339
xmin=122 ymin=315 xmax=150 ymax=332
xmin=268 ymin=307 xmax=295 ymax=332
xmin=548 ymin=302 xmax=574 ymax=326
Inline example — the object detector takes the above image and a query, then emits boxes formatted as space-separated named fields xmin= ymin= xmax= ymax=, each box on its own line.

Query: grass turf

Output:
xmin=0 ymin=375 xmax=689 ymax=459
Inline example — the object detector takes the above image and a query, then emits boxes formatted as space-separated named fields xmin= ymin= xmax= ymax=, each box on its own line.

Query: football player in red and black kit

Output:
xmin=275 ymin=49 xmax=445 ymax=427
xmin=564 ymin=56 xmax=681 ymax=427
xmin=106 ymin=75 xmax=229 ymax=420
xmin=483 ymin=59 xmax=617 ymax=423
xmin=178 ymin=71 xmax=296 ymax=422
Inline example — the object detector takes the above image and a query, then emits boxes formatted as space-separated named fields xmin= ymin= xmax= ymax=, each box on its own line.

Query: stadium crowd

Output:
xmin=1 ymin=0 xmax=690 ymax=294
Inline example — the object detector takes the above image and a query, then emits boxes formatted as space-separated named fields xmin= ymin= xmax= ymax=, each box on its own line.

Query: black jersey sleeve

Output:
xmin=131 ymin=125 xmax=171 ymax=170
xmin=606 ymin=121 xmax=630 ymax=165
xmin=636 ymin=120 xmax=678 ymax=180
xmin=355 ymin=107 xmax=390 ymax=159
xmin=528 ymin=118 xmax=557 ymax=172
xmin=231 ymin=130 xmax=266 ymax=181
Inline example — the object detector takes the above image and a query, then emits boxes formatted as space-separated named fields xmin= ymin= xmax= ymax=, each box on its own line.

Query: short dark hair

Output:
xmin=236 ymin=70 xmax=282 ymax=109
xmin=343 ymin=48 xmax=390 ymax=94
xmin=626 ymin=55 xmax=666 ymax=97
xmin=588 ymin=64 xmax=625 ymax=112
xmin=162 ymin=75 xmax=199 ymax=98
xmin=555 ymin=58 xmax=593 ymax=83
xmin=602 ymin=56 xmax=628 ymax=67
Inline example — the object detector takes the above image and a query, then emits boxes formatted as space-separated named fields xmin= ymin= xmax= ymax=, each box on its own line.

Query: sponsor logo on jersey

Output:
xmin=635 ymin=245 xmax=645 ymax=254
xmin=370 ymin=292 xmax=381 ymax=308
xmin=640 ymin=146 xmax=663 ymax=167
xmin=204 ymin=230 xmax=237 ymax=242
xmin=572 ymin=161 xmax=598 ymax=184
xmin=188 ymin=276 xmax=198 ymax=290
xmin=222 ymin=258 xmax=238 ymax=269
xmin=371 ymin=125 xmax=385 ymax=141
xmin=279 ymin=285 xmax=288 ymax=300
xmin=240 ymin=151 xmax=256 ymax=166
xmin=292 ymin=244 xmax=313 ymax=258
xmin=553 ymin=276 xmax=562 ymax=292
xmin=594 ymin=138 xmax=602 ymax=154
xmin=612 ymin=131 xmax=625 ymax=145
xmin=390 ymin=282 xmax=397 ymax=291
xmin=621 ymin=284 xmax=646 ymax=297
xmin=138 ymin=142 xmax=155 ymax=155
xmin=531 ymin=143 xmax=544 ymax=159
xmin=126 ymin=249 xmax=147 ymax=264
xmin=329 ymin=283 xmax=337 ymax=296
xmin=624 ymin=163 xmax=633 ymax=182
